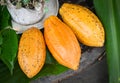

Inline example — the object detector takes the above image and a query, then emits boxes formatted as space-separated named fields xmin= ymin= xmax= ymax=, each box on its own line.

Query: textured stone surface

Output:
xmin=60 ymin=56 xmax=108 ymax=83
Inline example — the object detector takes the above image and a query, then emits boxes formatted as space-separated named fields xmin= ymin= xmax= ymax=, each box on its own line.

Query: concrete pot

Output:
xmin=6 ymin=0 xmax=59 ymax=33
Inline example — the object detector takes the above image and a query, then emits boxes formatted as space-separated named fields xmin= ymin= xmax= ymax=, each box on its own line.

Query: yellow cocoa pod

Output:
xmin=18 ymin=27 xmax=46 ymax=78
xmin=59 ymin=3 xmax=105 ymax=47
xmin=44 ymin=15 xmax=81 ymax=70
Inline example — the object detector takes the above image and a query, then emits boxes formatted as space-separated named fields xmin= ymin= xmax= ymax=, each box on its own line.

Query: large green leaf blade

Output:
xmin=0 ymin=61 xmax=29 ymax=83
xmin=0 ymin=28 xmax=18 ymax=74
xmin=93 ymin=0 xmax=120 ymax=83
xmin=0 ymin=6 xmax=11 ymax=30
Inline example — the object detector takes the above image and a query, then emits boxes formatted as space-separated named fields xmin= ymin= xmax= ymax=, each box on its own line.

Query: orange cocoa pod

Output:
xmin=59 ymin=3 xmax=105 ymax=47
xmin=44 ymin=15 xmax=81 ymax=70
xmin=18 ymin=27 xmax=46 ymax=78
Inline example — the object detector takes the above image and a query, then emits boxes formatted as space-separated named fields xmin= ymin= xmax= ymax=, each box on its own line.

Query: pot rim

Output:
xmin=10 ymin=0 xmax=59 ymax=34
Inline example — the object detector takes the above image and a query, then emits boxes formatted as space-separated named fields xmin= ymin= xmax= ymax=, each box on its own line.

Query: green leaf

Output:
xmin=0 ymin=35 xmax=3 ymax=45
xmin=93 ymin=0 xmax=120 ymax=83
xmin=0 ymin=28 xmax=18 ymax=74
xmin=32 ymin=63 xmax=68 ymax=80
xmin=45 ymin=48 xmax=56 ymax=64
xmin=0 ymin=61 xmax=29 ymax=83
xmin=0 ymin=6 xmax=11 ymax=30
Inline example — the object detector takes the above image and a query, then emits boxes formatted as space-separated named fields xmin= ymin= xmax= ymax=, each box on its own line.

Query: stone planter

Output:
xmin=6 ymin=0 xmax=59 ymax=33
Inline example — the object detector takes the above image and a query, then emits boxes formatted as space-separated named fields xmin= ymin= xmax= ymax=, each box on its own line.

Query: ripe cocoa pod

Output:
xmin=59 ymin=3 xmax=105 ymax=47
xmin=18 ymin=27 xmax=46 ymax=78
xmin=44 ymin=15 xmax=81 ymax=70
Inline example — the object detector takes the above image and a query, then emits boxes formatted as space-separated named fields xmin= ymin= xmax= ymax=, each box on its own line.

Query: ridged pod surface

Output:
xmin=18 ymin=27 xmax=46 ymax=78
xmin=59 ymin=3 xmax=105 ymax=47
xmin=44 ymin=16 xmax=81 ymax=70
